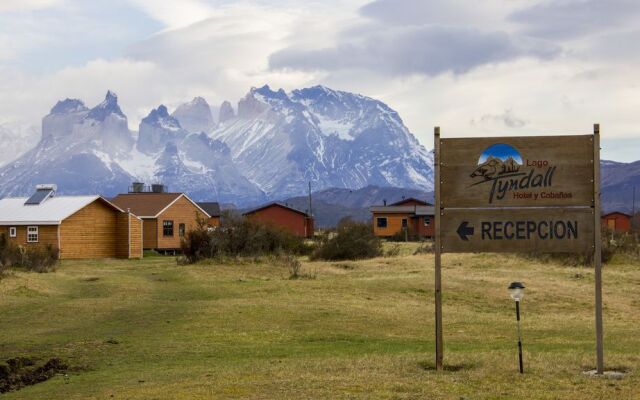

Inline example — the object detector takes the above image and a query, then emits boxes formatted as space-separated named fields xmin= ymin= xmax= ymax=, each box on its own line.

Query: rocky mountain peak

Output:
xmin=87 ymin=90 xmax=126 ymax=121
xmin=218 ymin=101 xmax=235 ymax=123
xmin=171 ymin=97 xmax=214 ymax=134
xmin=49 ymin=99 xmax=88 ymax=115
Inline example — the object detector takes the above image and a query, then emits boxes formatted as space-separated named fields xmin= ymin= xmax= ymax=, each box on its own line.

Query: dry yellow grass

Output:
xmin=0 ymin=247 xmax=638 ymax=399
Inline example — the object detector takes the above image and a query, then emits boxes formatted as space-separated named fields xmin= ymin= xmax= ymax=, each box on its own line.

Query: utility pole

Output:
xmin=633 ymin=187 xmax=636 ymax=230
xmin=308 ymin=181 xmax=313 ymax=216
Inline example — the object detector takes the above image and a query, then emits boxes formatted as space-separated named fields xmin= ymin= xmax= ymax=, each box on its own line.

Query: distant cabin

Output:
xmin=243 ymin=203 xmax=314 ymax=238
xmin=602 ymin=212 xmax=632 ymax=233
xmin=197 ymin=202 xmax=221 ymax=227
xmin=111 ymin=191 xmax=211 ymax=251
xmin=0 ymin=185 xmax=142 ymax=259
xmin=370 ymin=198 xmax=434 ymax=238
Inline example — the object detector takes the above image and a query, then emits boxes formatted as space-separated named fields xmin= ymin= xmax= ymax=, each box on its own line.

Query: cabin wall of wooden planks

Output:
xmin=143 ymin=219 xmax=158 ymax=249
xmin=129 ymin=215 xmax=143 ymax=258
xmin=372 ymin=213 xmax=410 ymax=237
xmin=155 ymin=196 xmax=207 ymax=249
xmin=1 ymin=225 xmax=58 ymax=248
xmin=59 ymin=199 xmax=118 ymax=259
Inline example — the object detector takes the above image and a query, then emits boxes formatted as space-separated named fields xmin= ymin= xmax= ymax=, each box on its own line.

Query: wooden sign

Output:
xmin=440 ymin=208 xmax=594 ymax=253
xmin=440 ymin=135 xmax=594 ymax=208
xmin=433 ymin=126 xmax=603 ymax=373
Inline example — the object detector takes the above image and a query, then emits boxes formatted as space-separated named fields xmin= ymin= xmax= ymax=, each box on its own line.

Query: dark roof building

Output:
xmin=197 ymin=202 xmax=221 ymax=217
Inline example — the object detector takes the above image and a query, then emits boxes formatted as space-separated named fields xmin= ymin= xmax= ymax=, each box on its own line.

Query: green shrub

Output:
xmin=311 ymin=220 xmax=382 ymax=261
xmin=180 ymin=214 xmax=311 ymax=264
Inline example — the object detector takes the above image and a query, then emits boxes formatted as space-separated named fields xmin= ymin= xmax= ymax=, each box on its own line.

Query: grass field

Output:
xmin=0 ymin=244 xmax=638 ymax=399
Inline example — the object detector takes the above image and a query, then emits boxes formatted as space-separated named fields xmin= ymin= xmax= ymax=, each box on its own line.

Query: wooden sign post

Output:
xmin=434 ymin=125 xmax=604 ymax=374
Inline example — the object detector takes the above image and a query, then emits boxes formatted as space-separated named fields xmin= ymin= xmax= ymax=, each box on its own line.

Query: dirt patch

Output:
xmin=0 ymin=357 xmax=68 ymax=393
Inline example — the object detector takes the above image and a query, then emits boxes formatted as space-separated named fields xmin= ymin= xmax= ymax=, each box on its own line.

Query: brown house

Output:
xmin=602 ymin=212 xmax=632 ymax=233
xmin=243 ymin=202 xmax=314 ymax=238
xmin=111 ymin=192 xmax=210 ymax=251
xmin=371 ymin=198 xmax=435 ymax=239
xmin=197 ymin=202 xmax=221 ymax=227
xmin=0 ymin=185 xmax=142 ymax=259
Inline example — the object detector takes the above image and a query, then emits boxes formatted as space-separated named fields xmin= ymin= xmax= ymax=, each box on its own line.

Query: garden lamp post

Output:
xmin=508 ymin=281 xmax=525 ymax=374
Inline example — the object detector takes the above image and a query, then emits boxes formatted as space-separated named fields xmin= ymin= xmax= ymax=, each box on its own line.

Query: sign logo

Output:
xmin=468 ymin=143 xmax=568 ymax=204
xmin=471 ymin=143 xmax=522 ymax=181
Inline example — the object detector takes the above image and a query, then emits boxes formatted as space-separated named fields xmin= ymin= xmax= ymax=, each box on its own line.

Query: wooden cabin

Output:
xmin=197 ymin=202 xmax=221 ymax=227
xmin=602 ymin=212 xmax=632 ymax=233
xmin=370 ymin=201 xmax=435 ymax=239
xmin=243 ymin=202 xmax=314 ymax=238
xmin=111 ymin=192 xmax=210 ymax=251
xmin=0 ymin=185 xmax=142 ymax=259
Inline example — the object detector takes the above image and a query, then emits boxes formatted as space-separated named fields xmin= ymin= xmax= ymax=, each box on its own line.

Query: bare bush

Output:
xmin=0 ymin=235 xmax=58 ymax=273
xmin=180 ymin=213 xmax=312 ymax=264
xmin=311 ymin=220 xmax=382 ymax=261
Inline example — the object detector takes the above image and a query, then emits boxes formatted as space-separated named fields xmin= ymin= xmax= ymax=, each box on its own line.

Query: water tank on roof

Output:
xmin=131 ymin=182 xmax=145 ymax=193
xmin=151 ymin=184 xmax=165 ymax=193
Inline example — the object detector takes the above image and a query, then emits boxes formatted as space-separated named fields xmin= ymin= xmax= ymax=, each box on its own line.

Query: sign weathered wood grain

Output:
xmin=440 ymin=207 xmax=594 ymax=253
xmin=440 ymin=135 xmax=594 ymax=208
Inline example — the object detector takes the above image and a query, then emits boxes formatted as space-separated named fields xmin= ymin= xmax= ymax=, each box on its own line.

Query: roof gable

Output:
xmin=602 ymin=211 xmax=632 ymax=219
xmin=110 ymin=193 xmax=210 ymax=218
xmin=243 ymin=202 xmax=310 ymax=217
xmin=390 ymin=198 xmax=430 ymax=206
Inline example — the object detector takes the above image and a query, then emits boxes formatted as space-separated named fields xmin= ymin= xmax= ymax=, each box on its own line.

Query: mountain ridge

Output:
xmin=0 ymin=86 xmax=435 ymax=206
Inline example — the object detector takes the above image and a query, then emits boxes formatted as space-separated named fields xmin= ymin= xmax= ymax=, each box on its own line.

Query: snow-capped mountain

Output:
xmin=171 ymin=97 xmax=216 ymax=134
xmin=0 ymin=86 xmax=435 ymax=205
xmin=211 ymin=85 xmax=434 ymax=197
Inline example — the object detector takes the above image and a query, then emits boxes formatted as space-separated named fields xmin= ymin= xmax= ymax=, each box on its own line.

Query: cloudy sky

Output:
xmin=1 ymin=0 xmax=639 ymax=161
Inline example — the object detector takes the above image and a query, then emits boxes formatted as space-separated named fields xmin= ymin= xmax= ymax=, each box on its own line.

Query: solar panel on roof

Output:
xmin=24 ymin=189 xmax=54 ymax=205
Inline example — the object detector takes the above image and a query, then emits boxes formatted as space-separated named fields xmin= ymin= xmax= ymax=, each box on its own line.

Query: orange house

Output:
xmin=371 ymin=198 xmax=434 ymax=239
xmin=0 ymin=185 xmax=142 ymax=259
xmin=602 ymin=212 xmax=632 ymax=233
xmin=111 ymin=192 xmax=211 ymax=251
xmin=243 ymin=202 xmax=314 ymax=238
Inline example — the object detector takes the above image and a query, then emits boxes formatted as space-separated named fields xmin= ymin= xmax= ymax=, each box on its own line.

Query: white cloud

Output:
xmin=0 ymin=0 xmax=63 ymax=13
xmin=0 ymin=0 xmax=639 ymax=163
xmin=126 ymin=0 xmax=215 ymax=29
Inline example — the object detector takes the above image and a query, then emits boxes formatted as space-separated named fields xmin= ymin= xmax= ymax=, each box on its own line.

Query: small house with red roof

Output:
xmin=602 ymin=211 xmax=632 ymax=233
xmin=243 ymin=202 xmax=314 ymax=238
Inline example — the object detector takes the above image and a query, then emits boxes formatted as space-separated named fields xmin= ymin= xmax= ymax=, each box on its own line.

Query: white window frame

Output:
xmin=9 ymin=227 xmax=17 ymax=238
xmin=424 ymin=217 xmax=431 ymax=227
xmin=27 ymin=226 xmax=39 ymax=243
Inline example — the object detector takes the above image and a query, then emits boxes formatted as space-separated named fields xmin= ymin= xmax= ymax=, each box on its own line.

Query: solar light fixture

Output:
xmin=508 ymin=281 xmax=525 ymax=302
xmin=508 ymin=281 xmax=525 ymax=374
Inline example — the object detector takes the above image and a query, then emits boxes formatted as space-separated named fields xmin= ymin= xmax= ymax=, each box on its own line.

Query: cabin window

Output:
xmin=27 ymin=226 xmax=38 ymax=243
xmin=424 ymin=217 xmax=431 ymax=227
xmin=376 ymin=217 xmax=388 ymax=228
xmin=163 ymin=220 xmax=174 ymax=236
xmin=9 ymin=227 xmax=17 ymax=238
xmin=402 ymin=218 xmax=408 ymax=228
xmin=179 ymin=223 xmax=186 ymax=237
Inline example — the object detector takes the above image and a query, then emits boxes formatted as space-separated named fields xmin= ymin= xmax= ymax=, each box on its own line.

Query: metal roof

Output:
xmin=0 ymin=196 xmax=123 ymax=225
